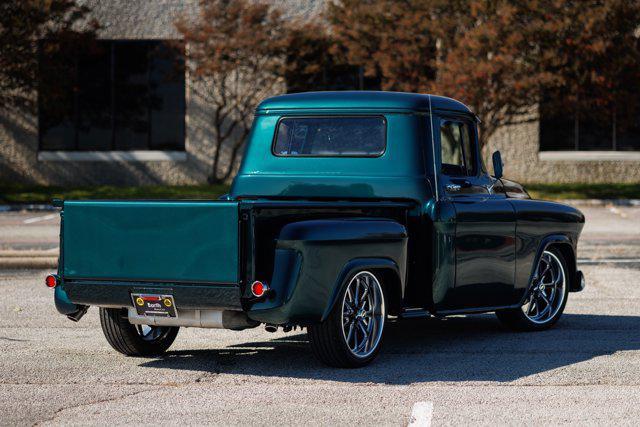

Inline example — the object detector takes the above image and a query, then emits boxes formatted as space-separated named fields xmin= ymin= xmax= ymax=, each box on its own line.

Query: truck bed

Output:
xmin=57 ymin=199 xmax=414 ymax=313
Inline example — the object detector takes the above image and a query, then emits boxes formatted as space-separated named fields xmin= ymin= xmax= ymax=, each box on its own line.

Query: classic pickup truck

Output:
xmin=47 ymin=91 xmax=585 ymax=368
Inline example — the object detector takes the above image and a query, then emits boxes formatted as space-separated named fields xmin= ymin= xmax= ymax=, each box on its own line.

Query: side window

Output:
xmin=460 ymin=123 xmax=477 ymax=176
xmin=440 ymin=119 xmax=477 ymax=176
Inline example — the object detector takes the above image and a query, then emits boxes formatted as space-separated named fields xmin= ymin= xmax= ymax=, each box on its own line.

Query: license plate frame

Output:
xmin=131 ymin=293 xmax=177 ymax=317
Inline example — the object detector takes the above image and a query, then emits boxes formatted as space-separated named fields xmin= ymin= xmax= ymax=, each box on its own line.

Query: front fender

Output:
xmin=519 ymin=234 xmax=579 ymax=305
xmin=247 ymin=218 xmax=407 ymax=325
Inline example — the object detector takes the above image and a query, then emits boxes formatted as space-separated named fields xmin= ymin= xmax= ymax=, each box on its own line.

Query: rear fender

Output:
xmin=322 ymin=258 xmax=403 ymax=322
xmin=54 ymin=282 xmax=88 ymax=321
xmin=247 ymin=218 xmax=408 ymax=325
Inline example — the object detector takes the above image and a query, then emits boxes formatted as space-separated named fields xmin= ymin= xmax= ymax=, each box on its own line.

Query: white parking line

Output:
xmin=408 ymin=401 xmax=433 ymax=427
xmin=23 ymin=213 xmax=57 ymax=224
xmin=608 ymin=206 xmax=628 ymax=218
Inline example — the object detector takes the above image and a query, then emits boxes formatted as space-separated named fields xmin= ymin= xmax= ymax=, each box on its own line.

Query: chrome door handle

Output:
xmin=446 ymin=184 xmax=461 ymax=192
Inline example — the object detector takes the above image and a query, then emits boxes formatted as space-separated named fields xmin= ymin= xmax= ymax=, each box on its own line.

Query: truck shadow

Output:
xmin=140 ymin=313 xmax=640 ymax=384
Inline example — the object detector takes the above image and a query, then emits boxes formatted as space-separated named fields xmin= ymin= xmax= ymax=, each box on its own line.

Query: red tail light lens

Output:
xmin=251 ymin=281 xmax=269 ymax=298
xmin=45 ymin=274 xmax=59 ymax=288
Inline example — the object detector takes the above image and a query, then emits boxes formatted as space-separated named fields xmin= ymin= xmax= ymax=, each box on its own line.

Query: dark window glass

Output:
xmin=39 ymin=40 xmax=185 ymax=151
xmin=440 ymin=120 xmax=476 ymax=176
xmin=77 ymin=41 xmax=112 ymax=150
xmin=579 ymin=113 xmax=612 ymax=150
xmin=149 ymin=42 xmax=185 ymax=150
xmin=540 ymin=91 xmax=640 ymax=151
xmin=38 ymin=40 xmax=77 ymax=150
xmin=540 ymin=107 xmax=575 ymax=151
xmin=286 ymin=64 xmax=382 ymax=93
xmin=114 ymin=42 xmax=150 ymax=150
xmin=614 ymin=105 xmax=640 ymax=151
xmin=460 ymin=123 xmax=477 ymax=175
xmin=273 ymin=117 xmax=386 ymax=157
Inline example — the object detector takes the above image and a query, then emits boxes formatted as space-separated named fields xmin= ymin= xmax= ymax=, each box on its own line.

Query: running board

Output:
xmin=399 ymin=308 xmax=432 ymax=319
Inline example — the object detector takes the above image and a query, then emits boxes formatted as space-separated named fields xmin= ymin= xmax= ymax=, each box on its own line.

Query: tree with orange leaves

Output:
xmin=176 ymin=0 xmax=289 ymax=183
xmin=0 ymin=0 xmax=96 ymax=111
xmin=327 ymin=0 xmax=640 ymax=149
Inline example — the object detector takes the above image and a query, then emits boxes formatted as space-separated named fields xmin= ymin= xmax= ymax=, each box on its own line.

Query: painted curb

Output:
xmin=0 ymin=250 xmax=58 ymax=258
xmin=0 ymin=257 xmax=58 ymax=269
xmin=0 ymin=204 xmax=58 ymax=212
xmin=563 ymin=199 xmax=640 ymax=207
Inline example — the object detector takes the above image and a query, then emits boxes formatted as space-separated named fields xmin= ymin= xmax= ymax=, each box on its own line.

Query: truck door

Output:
xmin=435 ymin=115 xmax=517 ymax=311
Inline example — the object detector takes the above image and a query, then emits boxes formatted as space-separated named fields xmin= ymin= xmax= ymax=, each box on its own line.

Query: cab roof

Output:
xmin=256 ymin=91 xmax=473 ymax=114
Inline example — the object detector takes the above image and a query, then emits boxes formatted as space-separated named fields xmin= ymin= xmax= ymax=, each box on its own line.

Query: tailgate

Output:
xmin=62 ymin=200 xmax=239 ymax=284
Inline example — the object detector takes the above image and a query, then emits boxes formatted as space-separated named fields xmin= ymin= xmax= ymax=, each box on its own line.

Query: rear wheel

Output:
xmin=99 ymin=307 xmax=179 ymax=356
xmin=307 ymin=270 xmax=386 ymax=368
xmin=496 ymin=248 xmax=569 ymax=331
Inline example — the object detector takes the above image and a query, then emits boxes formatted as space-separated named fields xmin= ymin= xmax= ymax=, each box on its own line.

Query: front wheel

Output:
xmin=496 ymin=248 xmax=569 ymax=331
xmin=307 ymin=270 xmax=386 ymax=368
xmin=99 ymin=308 xmax=179 ymax=356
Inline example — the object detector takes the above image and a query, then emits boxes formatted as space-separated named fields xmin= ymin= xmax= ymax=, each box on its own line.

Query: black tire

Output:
xmin=496 ymin=247 xmax=570 ymax=331
xmin=307 ymin=270 xmax=387 ymax=368
xmin=99 ymin=307 xmax=179 ymax=356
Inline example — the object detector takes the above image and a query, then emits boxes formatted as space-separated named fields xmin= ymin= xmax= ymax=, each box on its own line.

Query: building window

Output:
xmin=38 ymin=40 xmax=185 ymax=151
xmin=540 ymin=93 xmax=640 ymax=152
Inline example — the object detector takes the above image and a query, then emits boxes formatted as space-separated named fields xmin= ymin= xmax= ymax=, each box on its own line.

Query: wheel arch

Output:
xmin=547 ymin=242 xmax=579 ymax=292
xmin=529 ymin=235 xmax=579 ymax=295
xmin=322 ymin=257 xmax=404 ymax=322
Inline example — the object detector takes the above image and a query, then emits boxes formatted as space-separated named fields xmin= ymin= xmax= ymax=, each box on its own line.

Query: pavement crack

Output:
xmin=0 ymin=335 xmax=28 ymax=342
xmin=32 ymin=387 xmax=156 ymax=426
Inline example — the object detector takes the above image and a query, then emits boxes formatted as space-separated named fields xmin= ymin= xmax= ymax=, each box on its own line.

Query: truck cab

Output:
xmin=50 ymin=91 xmax=585 ymax=368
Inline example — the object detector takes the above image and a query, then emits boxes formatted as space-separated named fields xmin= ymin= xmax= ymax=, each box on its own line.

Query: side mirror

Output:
xmin=492 ymin=150 xmax=503 ymax=180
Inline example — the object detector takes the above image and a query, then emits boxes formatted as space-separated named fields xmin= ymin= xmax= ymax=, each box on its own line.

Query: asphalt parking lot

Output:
xmin=1 ymin=205 xmax=640 ymax=425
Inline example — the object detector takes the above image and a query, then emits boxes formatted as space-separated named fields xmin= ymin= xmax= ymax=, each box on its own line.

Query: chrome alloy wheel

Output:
xmin=341 ymin=271 xmax=386 ymax=358
xmin=522 ymin=250 xmax=566 ymax=324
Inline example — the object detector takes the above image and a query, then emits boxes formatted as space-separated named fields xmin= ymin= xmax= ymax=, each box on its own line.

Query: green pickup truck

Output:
xmin=47 ymin=91 xmax=585 ymax=368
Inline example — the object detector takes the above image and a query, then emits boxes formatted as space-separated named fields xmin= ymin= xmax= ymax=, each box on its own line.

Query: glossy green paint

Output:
xmin=231 ymin=92 xmax=464 ymax=203
xmin=54 ymin=91 xmax=586 ymax=325
xmin=231 ymin=112 xmax=432 ymax=202
xmin=54 ymin=284 xmax=81 ymax=315
xmin=427 ymin=199 xmax=457 ymax=310
xmin=255 ymin=91 xmax=472 ymax=114
xmin=63 ymin=200 xmax=239 ymax=283
xmin=510 ymin=199 xmax=584 ymax=292
xmin=247 ymin=218 xmax=408 ymax=325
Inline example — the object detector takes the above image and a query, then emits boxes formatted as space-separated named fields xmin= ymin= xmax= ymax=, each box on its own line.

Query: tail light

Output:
xmin=45 ymin=274 xmax=59 ymax=288
xmin=251 ymin=280 xmax=269 ymax=298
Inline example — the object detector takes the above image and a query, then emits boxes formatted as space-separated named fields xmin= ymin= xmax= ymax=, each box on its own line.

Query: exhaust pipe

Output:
xmin=127 ymin=308 xmax=259 ymax=330
xmin=66 ymin=305 xmax=88 ymax=322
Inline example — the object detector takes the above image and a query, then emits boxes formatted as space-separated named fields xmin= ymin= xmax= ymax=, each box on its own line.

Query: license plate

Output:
xmin=131 ymin=293 xmax=177 ymax=317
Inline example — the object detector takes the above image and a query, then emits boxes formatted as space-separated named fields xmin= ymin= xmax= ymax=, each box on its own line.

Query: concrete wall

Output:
xmin=484 ymin=108 xmax=640 ymax=184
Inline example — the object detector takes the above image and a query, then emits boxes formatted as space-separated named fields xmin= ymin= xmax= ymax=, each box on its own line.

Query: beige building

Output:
xmin=1 ymin=0 xmax=639 ymax=186
xmin=486 ymin=110 xmax=640 ymax=184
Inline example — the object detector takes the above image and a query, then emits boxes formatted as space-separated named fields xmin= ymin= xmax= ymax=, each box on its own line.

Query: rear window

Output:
xmin=272 ymin=116 xmax=386 ymax=157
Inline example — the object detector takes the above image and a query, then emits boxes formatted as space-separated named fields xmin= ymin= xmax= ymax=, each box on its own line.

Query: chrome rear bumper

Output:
xmin=127 ymin=308 xmax=258 ymax=330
